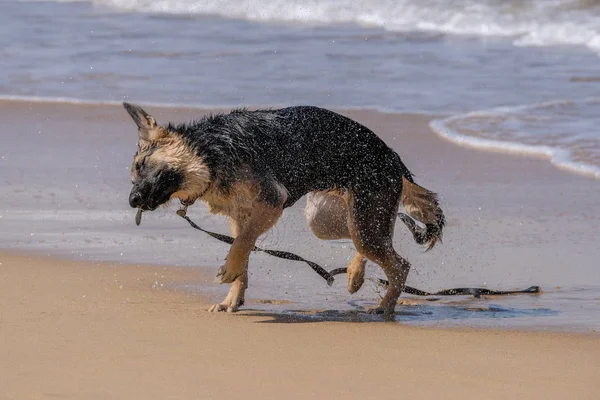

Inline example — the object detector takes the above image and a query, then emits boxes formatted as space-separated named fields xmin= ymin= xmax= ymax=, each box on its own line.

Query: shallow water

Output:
xmin=202 ymin=285 xmax=600 ymax=332
xmin=431 ymin=98 xmax=600 ymax=179
xmin=4 ymin=206 xmax=599 ymax=332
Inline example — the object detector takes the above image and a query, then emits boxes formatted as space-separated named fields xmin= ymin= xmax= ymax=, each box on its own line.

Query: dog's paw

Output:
xmin=208 ymin=297 xmax=244 ymax=313
xmin=208 ymin=303 xmax=239 ymax=313
xmin=366 ymin=306 xmax=384 ymax=314
xmin=216 ymin=263 xmax=242 ymax=284
xmin=367 ymin=305 xmax=396 ymax=317
xmin=347 ymin=267 xmax=365 ymax=294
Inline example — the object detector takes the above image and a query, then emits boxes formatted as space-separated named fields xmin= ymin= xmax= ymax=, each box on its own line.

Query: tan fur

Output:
xmin=201 ymin=180 xmax=259 ymax=217
xmin=199 ymin=180 xmax=286 ymax=310
xmin=164 ymin=154 xmax=287 ymax=311
xmin=215 ymin=202 xmax=283 ymax=285
xmin=400 ymin=176 xmax=444 ymax=249
xmin=208 ymin=215 xmax=250 ymax=313
xmin=304 ymin=191 xmax=349 ymax=240
xmin=131 ymin=131 xmax=212 ymax=205
xmin=400 ymin=176 xmax=439 ymax=224
xmin=305 ymin=190 xmax=367 ymax=294
xmin=346 ymin=252 xmax=366 ymax=294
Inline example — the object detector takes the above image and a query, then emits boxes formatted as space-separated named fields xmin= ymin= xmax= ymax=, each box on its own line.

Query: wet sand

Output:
xmin=1 ymin=251 xmax=599 ymax=399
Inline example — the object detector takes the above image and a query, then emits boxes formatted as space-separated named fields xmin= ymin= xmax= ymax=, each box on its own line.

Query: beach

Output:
xmin=1 ymin=100 xmax=599 ymax=398
xmin=2 ymin=0 xmax=600 ymax=395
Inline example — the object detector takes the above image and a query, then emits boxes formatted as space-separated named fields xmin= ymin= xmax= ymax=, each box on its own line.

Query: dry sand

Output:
xmin=1 ymin=251 xmax=599 ymax=399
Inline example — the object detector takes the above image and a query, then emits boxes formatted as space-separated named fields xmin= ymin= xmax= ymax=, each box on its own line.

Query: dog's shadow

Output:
xmin=236 ymin=297 xmax=558 ymax=325
xmin=240 ymin=309 xmax=380 ymax=324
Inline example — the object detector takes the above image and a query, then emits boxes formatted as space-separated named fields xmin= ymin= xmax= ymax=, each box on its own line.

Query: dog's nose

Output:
xmin=129 ymin=191 xmax=143 ymax=208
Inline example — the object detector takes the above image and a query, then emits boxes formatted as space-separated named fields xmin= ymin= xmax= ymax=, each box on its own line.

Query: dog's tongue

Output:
xmin=135 ymin=208 xmax=143 ymax=226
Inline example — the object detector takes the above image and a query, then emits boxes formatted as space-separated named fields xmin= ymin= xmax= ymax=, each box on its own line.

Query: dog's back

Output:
xmin=206 ymin=106 xmax=414 ymax=207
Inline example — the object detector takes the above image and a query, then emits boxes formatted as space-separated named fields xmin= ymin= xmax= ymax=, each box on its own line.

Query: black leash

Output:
xmin=177 ymin=209 xmax=335 ymax=286
xmin=176 ymin=207 xmax=540 ymax=297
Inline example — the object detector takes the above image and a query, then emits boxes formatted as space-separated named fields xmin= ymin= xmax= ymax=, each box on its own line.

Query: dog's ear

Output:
xmin=123 ymin=102 xmax=165 ymax=141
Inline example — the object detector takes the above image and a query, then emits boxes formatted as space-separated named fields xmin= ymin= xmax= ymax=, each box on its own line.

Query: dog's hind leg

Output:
xmin=208 ymin=215 xmax=250 ymax=313
xmin=347 ymin=188 xmax=410 ymax=316
xmin=305 ymin=191 xmax=366 ymax=294
xmin=305 ymin=191 xmax=350 ymax=240
xmin=346 ymin=252 xmax=366 ymax=294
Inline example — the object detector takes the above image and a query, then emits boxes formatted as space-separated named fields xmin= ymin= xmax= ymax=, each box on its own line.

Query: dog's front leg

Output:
xmin=216 ymin=202 xmax=283 ymax=285
xmin=208 ymin=216 xmax=249 ymax=313
xmin=209 ymin=269 xmax=248 ymax=313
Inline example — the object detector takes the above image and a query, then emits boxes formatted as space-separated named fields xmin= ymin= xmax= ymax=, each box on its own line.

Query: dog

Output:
xmin=124 ymin=103 xmax=445 ymax=315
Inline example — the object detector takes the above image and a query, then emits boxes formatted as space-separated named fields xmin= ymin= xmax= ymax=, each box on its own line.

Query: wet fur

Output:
xmin=124 ymin=103 xmax=445 ymax=315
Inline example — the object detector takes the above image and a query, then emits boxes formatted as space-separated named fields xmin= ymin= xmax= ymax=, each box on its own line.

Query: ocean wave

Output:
xmin=0 ymin=94 xmax=124 ymax=106
xmin=30 ymin=0 xmax=600 ymax=54
xmin=0 ymin=94 xmax=442 ymax=115
xmin=0 ymin=94 xmax=256 ymax=111
xmin=430 ymin=98 xmax=600 ymax=179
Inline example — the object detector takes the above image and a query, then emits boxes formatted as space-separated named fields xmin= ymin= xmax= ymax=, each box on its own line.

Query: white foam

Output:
xmin=430 ymin=99 xmax=600 ymax=180
xmin=0 ymin=94 xmax=442 ymax=116
xmin=0 ymin=94 xmax=249 ymax=111
xmin=36 ymin=0 xmax=599 ymax=54
xmin=0 ymin=94 xmax=124 ymax=106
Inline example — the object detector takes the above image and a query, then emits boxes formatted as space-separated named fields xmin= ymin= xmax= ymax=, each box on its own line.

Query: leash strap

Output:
xmin=178 ymin=211 xmax=335 ymax=285
xmin=176 ymin=208 xmax=540 ymax=297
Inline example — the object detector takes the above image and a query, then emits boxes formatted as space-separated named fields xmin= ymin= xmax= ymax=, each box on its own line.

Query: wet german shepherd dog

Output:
xmin=124 ymin=103 xmax=445 ymax=315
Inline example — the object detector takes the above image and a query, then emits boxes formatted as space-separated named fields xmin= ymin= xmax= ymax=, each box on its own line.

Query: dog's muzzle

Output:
xmin=129 ymin=190 xmax=143 ymax=208
xmin=128 ymin=182 xmax=156 ymax=210
xmin=128 ymin=186 xmax=157 ymax=210
xmin=128 ymin=168 xmax=184 ymax=211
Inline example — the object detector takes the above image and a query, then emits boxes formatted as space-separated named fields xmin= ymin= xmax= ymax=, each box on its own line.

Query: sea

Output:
xmin=1 ymin=0 xmax=599 ymax=330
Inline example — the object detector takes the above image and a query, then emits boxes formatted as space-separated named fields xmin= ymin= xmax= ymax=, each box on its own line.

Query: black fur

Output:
xmin=130 ymin=166 xmax=184 ymax=210
xmin=168 ymin=106 xmax=414 ymax=207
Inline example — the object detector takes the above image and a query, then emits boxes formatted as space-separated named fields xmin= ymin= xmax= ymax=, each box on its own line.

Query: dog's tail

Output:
xmin=399 ymin=175 xmax=445 ymax=251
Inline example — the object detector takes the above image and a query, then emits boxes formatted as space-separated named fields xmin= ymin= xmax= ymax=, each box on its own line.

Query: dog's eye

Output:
xmin=135 ymin=157 xmax=148 ymax=173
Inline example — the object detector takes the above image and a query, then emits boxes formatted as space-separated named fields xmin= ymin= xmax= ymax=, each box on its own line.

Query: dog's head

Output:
xmin=124 ymin=103 xmax=210 ymax=211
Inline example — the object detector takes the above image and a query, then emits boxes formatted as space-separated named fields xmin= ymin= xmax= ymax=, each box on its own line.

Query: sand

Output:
xmin=1 ymin=100 xmax=600 ymax=398
xmin=1 ymin=251 xmax=599 ymax=400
